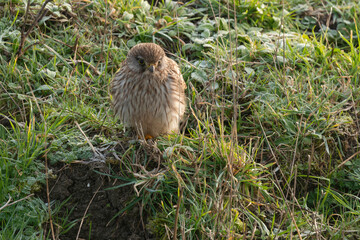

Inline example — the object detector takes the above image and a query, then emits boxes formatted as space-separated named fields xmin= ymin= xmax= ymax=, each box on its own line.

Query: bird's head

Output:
xmin=126 ymin=43 xmax=167 ymax=75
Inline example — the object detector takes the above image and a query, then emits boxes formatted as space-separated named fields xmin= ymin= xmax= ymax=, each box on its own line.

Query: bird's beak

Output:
xmin=147 ymin=64 xmax=155 ymax=73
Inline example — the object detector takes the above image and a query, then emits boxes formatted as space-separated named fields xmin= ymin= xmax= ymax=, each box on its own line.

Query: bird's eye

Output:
xmin=158 ymin=60 xmax=161 ymax=65
xmin=137 ymin=58 xmax=145 ymax=66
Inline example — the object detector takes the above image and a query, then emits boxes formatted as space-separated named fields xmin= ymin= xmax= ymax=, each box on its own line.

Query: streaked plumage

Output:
xmin=111 ymin=43 xmax=186 ymax=138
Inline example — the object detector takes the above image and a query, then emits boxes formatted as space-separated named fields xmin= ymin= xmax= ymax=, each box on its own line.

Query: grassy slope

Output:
xmin=0 ymin=0 xmax=359 ymax=239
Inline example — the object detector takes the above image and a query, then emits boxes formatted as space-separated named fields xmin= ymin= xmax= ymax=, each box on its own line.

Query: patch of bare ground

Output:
xmin=39 ymin=161 xmax=151 ymax=240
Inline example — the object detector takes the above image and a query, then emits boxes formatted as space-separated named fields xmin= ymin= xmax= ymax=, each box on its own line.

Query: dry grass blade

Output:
xmin=76 ymin=183 xmax=103 ymax=240
xmin=0 ymin=194 xmax=33 ymax=211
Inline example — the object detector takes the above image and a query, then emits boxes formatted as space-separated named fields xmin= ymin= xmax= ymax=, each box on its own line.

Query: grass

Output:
xmin=0 ymin=0 xmax=360 ymax=239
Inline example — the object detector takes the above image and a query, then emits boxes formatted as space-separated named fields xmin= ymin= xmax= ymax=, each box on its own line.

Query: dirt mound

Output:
xmin=40 ymin=162 xmax=150 ymax=240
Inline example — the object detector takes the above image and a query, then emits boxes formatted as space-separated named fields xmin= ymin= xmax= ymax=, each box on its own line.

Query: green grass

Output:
xmin=1 ymin=0 xmax=360 ymax=239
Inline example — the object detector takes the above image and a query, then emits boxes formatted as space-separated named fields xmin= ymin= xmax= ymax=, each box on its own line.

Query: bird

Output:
xmin=111 ymin=43 xmax=186 ymax=139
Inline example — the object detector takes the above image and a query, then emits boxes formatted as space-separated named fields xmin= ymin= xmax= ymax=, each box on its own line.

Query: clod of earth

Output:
xmin=39 ymin=162 xmax=150 ymax=240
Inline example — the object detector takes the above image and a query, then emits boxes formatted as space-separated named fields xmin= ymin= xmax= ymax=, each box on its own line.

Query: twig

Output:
xmin=75 ymin=121 xmax=97 ymax=154
xmin=0 ymin=114 xmax=26 ymax=128
xmin=330 ymin=150 xmax=360 ymax=175
xmin=42 ymin=33 xmax=73 ymax=48
xmin=166 ymin=52 xmax=198 ymax=69
xmin=67 ymin=59 xmax=101 ymax=75
xmin=0 ymin=195 xmax=12 ymax=211
xmin=76 ymin=183 xmax=103 ymax=240
xmin=16 ymin=0 xmax=53 ymax=57
xmin=20 ymin=40 xmax=41 ymax=56
xmin=19 ymin=0 xmax=31 ymax=49
xmin=0 ymin=194 xmax=34 ymax=211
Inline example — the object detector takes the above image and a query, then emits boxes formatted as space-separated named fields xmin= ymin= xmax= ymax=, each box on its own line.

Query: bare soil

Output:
xmin=40 ymin=161 xmax=150 ymax=240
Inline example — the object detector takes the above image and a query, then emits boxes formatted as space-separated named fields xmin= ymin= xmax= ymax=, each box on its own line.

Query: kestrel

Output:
xmin=111 ymin=43 xmax=186 ymax=138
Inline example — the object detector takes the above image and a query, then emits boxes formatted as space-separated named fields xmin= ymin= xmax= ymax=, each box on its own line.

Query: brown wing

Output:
xmin=110 ymin=62 xmax=127 ymax=97
xmin=166 ymin=57 xmax=186 ymax=90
